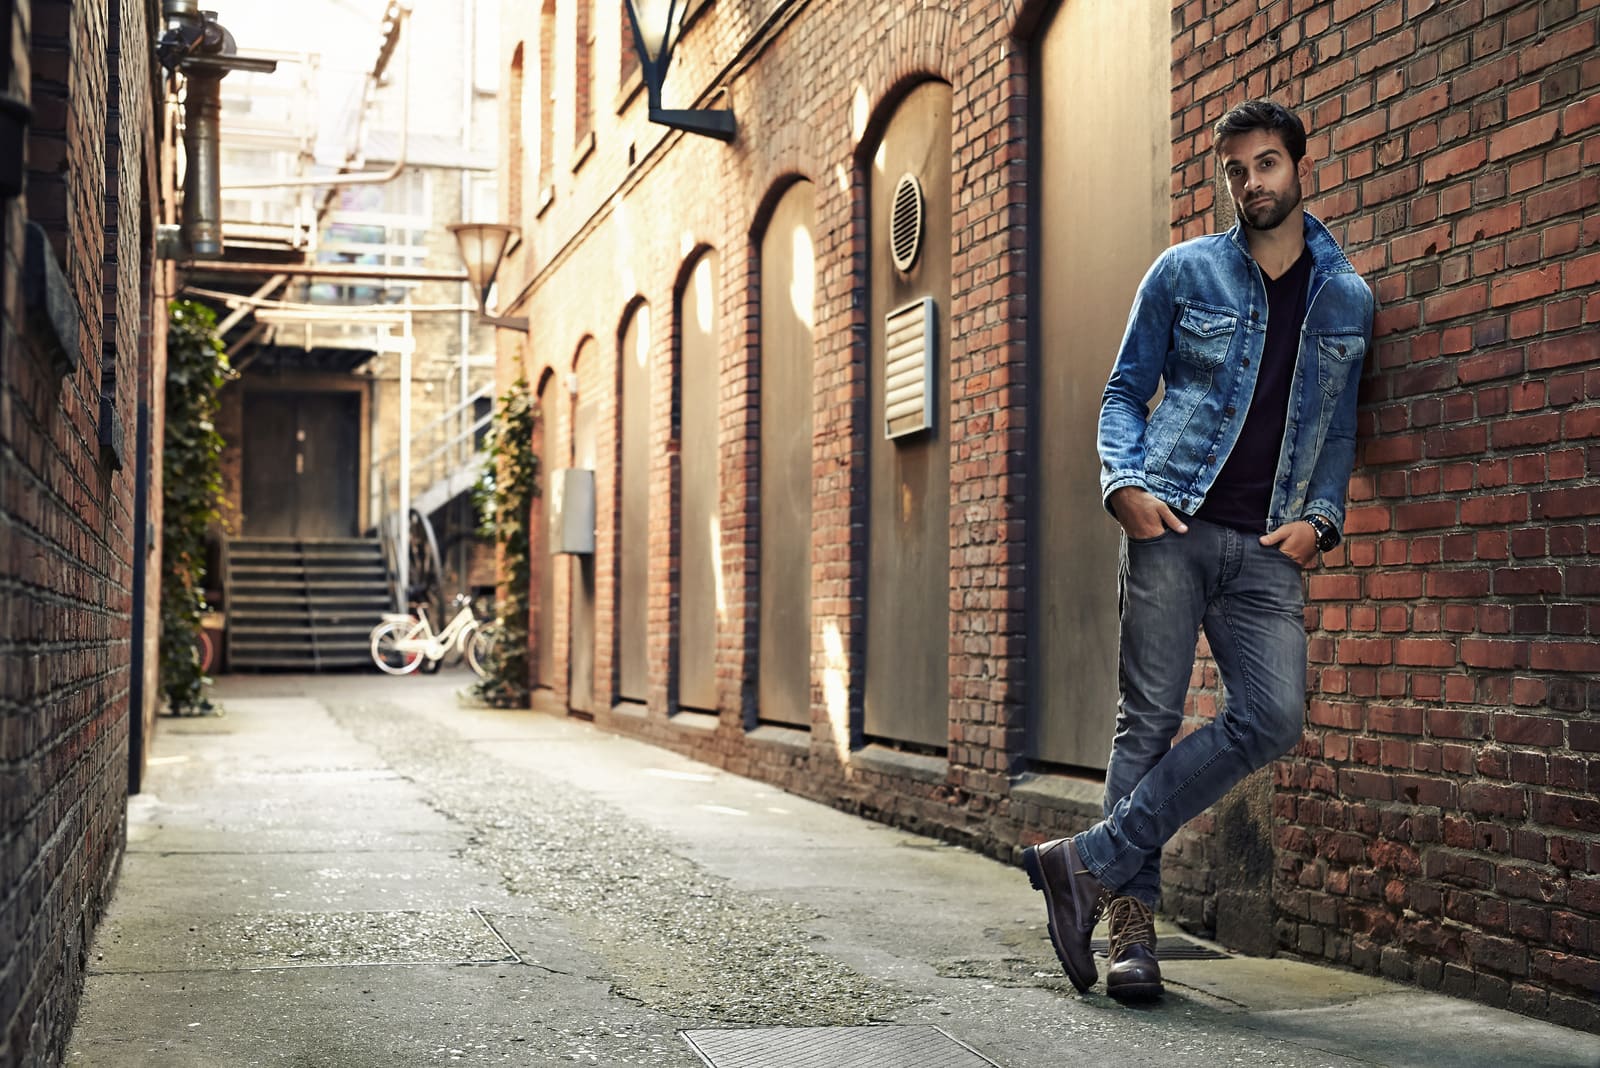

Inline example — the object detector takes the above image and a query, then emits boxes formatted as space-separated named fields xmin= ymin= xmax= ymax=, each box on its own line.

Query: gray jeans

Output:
xmin=1074 ymin=519 xmax=1308 ymax=906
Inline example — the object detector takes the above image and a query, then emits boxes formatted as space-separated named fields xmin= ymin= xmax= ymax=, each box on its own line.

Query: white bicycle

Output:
xmin=369 ymin=595 xmax=492 ymax=677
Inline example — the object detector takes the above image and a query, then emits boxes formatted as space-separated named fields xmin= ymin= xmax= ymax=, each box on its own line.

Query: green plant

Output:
xmin=160 ymin=300 xmax=229 ymax=714
xmin=472 ymin=376 xmax=539 ymax=707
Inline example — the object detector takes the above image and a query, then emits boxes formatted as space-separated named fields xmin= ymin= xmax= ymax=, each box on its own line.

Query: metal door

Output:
xmin=569 ymin=343 xmax=598 ymax=712
xmin=242 ymin=390 xmax=359 ymax=538
xmin=619 ymin=304 xmax=650 ymax=701
xmin=1031 ymin=0 xmax=1170 ymax=767
xmin=535 ymin=374 xmax=556 ymax=689
xmin=865 ymin=83 xmax=952 ymax=750
xmin=678 ymin=252 xmax=719 ymax=712
xmin=758 ymin=183 xmax=816 ymax=727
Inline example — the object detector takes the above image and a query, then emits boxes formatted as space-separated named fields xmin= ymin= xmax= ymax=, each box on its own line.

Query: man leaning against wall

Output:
xmin=1025 ymin=100 xmax=1375 ymax=1002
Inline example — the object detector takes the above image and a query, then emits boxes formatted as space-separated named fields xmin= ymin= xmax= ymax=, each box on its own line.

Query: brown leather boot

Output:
xmin=1105 ymin=895 xmax=1164 ymax=1000
xmin=1022 ymin=838 xmax=1109 ymax=992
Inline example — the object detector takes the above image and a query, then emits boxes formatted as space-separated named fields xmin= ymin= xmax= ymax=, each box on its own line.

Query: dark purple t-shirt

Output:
xmin=1194 ymin=245 xmax=1313 ymax=533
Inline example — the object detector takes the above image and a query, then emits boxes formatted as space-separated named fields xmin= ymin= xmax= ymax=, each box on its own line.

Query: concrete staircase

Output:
xmin=224 ymin=538 xmax=392 ymax=671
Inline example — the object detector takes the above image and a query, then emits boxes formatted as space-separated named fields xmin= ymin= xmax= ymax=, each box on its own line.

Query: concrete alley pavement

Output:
xmin=66 ymin=674 xmax=1600 ymax=1068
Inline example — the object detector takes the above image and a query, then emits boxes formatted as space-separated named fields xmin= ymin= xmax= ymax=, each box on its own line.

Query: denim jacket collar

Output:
xmin=1225 ymin=211 xmax=1358 ymax=284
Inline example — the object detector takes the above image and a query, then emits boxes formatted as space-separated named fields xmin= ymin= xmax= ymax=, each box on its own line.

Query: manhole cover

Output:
xmin=1090 ymin=934 xmax=1229 ymax=961
xmin=681 ymin=1026 xmax=1000 ymax=1068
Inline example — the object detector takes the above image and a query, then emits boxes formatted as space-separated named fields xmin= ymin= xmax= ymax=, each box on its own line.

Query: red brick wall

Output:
xmin=1168 ymin=0 xmax=1600 ymax=1032
xmin=1 ymin=0 xmax=163 ymax=1059
xmin=496 ymin=0 xmax=1598 ymax=1030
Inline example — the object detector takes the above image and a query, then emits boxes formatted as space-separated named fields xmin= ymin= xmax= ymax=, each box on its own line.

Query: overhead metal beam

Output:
xmin=215 ymin=273 xmax=287 ymax=335
xmin=183 ymin=260 xmax=469 ymax=283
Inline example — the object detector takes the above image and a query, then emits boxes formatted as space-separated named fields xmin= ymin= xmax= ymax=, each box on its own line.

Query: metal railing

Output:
xmin=369 ymin=383 xmax=494 ymax=607
xmin=369 ymin=383 xmax=494 ymax=524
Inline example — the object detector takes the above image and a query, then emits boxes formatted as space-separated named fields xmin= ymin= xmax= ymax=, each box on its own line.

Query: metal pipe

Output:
xmin=459 ymin=0 xmax=474 ymax=470
xmin=182 ymin=71 xmax=225 ymax=257
xmin=214 ymin=273 xmax=287 ymax=334
xmin=397 ymin=307 xmax=412 ymax=604
xmin=185 ymin=284 xmax=473 ymax=317
xmin=183 ymin=260 xmax=466 ymax=282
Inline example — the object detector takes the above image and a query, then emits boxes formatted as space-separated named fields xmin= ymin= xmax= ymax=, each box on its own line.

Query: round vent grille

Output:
xmin=889 ymin=173 xmax=924 ymax=273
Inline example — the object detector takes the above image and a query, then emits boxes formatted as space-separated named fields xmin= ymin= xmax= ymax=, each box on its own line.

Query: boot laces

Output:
xmin=1106 ymin=896 xmax=1155 ymax=959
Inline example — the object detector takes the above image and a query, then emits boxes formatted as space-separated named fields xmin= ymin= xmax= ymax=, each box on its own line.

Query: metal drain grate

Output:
xmin=1090 ymin=934 xmax=1229 ymax=961
xmin=681 ymin=1026 xmax=1001 ymax=1068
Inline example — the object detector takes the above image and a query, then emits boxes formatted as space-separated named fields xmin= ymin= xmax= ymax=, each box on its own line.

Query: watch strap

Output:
xmin=1306 ymin=515 xmax=1338 ymax=552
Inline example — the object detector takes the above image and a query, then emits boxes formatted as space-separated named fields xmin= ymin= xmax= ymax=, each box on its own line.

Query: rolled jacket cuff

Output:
xmin=1101 ymin=473 xmax=1149 ymax=515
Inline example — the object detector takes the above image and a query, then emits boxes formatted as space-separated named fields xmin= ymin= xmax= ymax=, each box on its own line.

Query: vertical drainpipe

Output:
xmin=459 ymin=0 xmax=474 ymax=592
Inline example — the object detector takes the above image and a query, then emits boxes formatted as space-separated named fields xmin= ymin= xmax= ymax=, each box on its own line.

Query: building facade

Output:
xmin=1 ymin=0 xmax=171 ymax=1061
xmin=494 ymin=0 xmax=1599 ymax=1031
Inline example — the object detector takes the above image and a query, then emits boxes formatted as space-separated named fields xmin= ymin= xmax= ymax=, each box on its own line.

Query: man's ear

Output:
xmin=1297 ymin=153 xmax=1314 ymax=188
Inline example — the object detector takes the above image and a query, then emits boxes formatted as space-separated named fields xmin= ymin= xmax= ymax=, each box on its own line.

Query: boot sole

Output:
xmin=1107 ymin=980 xmax=1165 ymax=1002
xmin=1022 ymin=845 xmax=1095 ymax=994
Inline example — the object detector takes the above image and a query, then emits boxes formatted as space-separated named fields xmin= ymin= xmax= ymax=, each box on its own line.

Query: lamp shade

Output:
xmin=448 ymin=222 xmax=519 ymax=305
xmin=625 ymin=0 xmax=675 ymax=65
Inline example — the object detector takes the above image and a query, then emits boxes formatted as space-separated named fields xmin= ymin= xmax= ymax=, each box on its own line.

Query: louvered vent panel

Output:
xmin=884 ymin=297 xmax=934 ymax=439
xmin=889 ymin=174 xmax=924 ymax=272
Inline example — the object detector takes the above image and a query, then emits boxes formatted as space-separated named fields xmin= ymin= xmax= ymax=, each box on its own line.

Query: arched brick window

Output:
xmin=618 ymin=0 xmax=639 ymax=88
xmin=508 ymin=44 xmax=524 ymax=222
xmin=574 ymin=0 xmax=594 ymax=148
xmin=537 ymin=0 xmax=556 ymax=193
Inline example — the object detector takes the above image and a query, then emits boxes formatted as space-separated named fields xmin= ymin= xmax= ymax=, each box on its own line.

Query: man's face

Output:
xmin=1218 ymin=129 xmax=1310 ymax=233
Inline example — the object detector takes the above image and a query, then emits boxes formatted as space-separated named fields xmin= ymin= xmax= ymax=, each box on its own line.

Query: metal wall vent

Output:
xmin=889 ymin=173 xmax=924 ymax=272
xmin=884 ymin=297 xmax=935 ymax=439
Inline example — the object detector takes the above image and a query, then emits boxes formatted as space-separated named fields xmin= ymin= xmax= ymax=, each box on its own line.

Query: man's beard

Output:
xmin=1238 ymin=180 xmax=1302 ymax=231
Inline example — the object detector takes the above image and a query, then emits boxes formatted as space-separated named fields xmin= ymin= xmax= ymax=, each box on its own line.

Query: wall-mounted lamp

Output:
xmin=449 ymin=223 xmax=529 ymax=333
xmin=623 ymin=0 xmax=735 ymax=142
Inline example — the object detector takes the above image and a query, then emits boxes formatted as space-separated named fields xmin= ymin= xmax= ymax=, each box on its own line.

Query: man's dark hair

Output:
xmin=1213 ymin=100 xmax=1307 ymax=163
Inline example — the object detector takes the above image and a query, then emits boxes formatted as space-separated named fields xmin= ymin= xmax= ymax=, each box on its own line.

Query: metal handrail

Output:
xmin=371 ymin=383 xmax=493 ymax=469
xmin=413 ymin=410 xmax=494 ymax=474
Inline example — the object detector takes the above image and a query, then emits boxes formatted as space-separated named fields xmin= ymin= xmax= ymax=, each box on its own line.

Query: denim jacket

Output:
xmin=1098 ymin=211 xmax=1374 ymax=542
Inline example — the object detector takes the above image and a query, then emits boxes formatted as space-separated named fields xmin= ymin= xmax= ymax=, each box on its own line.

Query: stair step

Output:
xmin=232 ymin=595 xmax=390 ymax=607
xmin=222 ymin=536 xmax=394 ymax=674
xmin=230 ymin=640 xmax=373 ymax=654
xmin=229 ymin=658 xmax=374 ymax=670
xmin=231 ymin=626 xmax=376 ymax=640
xmin=229 ymin=608 xmax=384 ymax=615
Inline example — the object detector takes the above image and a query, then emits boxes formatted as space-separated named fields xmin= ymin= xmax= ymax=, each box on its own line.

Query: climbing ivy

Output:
xmin=472 ymin=376 xmax=539 ymax=708
xmin=160 ymin=300 xmax=229 ymax=715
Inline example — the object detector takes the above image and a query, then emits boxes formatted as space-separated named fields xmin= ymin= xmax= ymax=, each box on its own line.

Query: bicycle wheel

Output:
xmin=371 ymin=620 xmax=423 ymax=675
xmin=466 ymin=623 xmax=499 ymax=679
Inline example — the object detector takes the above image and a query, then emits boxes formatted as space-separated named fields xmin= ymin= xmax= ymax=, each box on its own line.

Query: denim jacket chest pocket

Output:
xmin=1312 ymin=331 xmax=1365 ymax=398
xmin=1174 ymin=303 xmax=1238 ymax=370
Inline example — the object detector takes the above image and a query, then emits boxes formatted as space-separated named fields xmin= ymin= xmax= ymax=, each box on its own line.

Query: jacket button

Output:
xmin=1243 ymin=358 xmax=1251 ymax=367
xmin=1206 ymin=453 xmax=1217 ymax=464
xmin=1224 ymin=405 xmax=1236 ymax=416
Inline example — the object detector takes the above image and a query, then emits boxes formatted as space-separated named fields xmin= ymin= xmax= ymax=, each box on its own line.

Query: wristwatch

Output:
xmin=1305 ymin=514 xmax=1339 ymax=553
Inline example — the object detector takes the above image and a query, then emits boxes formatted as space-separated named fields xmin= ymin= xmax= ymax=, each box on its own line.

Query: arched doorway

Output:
xmin=757 ymin=182 xmax=816 ymax=728
xmin=1031 ymin=0 xmax=1170 ymax=767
